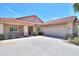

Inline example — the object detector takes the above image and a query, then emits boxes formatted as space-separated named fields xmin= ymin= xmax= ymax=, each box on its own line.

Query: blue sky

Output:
xmin=0 ymin=3 xmax=77 ymax=22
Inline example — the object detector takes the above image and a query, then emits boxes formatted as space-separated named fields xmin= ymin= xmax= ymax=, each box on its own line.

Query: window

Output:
xmin=10 ymin=26 xmax=17 ymax=32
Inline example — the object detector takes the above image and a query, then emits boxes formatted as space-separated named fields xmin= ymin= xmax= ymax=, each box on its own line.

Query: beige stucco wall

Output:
xmin=41 ymin=25 xmax=67 ymax=38
xmin=3 ymin=24 xmax=35 ymax=37
xmin=0 ymin=23 xmax=4 ymax=34
xmin=24 ymin=26 xmax=29 ymax=36
xmin=41 ymin=23 xmax=74 ymax=38
xmin=3 ymin=24 xmax=24 ymax=35
xmin=67 ymin=23 xmax=74 ymax=34
xmin=33 ymin=26 xmax=36 ymax=32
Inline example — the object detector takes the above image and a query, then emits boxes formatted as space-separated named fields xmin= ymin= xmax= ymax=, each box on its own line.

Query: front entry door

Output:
xmin=28 ymin=26 xmax=33 ymax=35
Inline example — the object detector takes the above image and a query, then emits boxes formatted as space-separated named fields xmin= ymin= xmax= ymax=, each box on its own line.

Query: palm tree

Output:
xmin=73 ymin=3 xmax=79 ymax=15
xmin=73 ymin=3 xmax=79 ymax=37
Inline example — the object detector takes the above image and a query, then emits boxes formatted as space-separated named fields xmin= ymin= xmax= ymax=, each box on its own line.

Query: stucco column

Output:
xmin=24 ymin=26 xmax=29 ymax=36
xmin=0 ymin=24 xmax=4 ymax=34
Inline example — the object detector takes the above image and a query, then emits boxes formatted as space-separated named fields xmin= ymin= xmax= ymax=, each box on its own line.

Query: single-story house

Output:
xmin=40 ymin=16 xmax=78 ymax=38
xmin=0 ymin=15 xmax=78 ymax=39
xmin=0 ymin=15 xmax=43 ymax=39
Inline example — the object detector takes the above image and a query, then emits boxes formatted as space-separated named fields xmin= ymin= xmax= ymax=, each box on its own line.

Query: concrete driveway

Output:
xmin=0 ymin=36 xmax=79 ymax=56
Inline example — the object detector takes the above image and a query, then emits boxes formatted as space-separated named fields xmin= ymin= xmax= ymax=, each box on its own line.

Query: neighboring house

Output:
xmin=40 ymin=16 xmax=78 ymax=38
xmin=0 ymin=15 xmax=43 ymax=39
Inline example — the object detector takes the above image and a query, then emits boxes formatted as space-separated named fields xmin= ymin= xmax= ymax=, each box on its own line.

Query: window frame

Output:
xmin=10 ymin=26 xmax=18 ymax=32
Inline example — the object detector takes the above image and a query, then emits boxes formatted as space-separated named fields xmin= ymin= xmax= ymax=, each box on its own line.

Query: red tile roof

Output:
xmin=40 ymin=16 xmax=76 ymax=26
xmin=0 ymin=18 xmax=35 ymax=26
xmin=0 ymin=16 xmax=77 ymax=26
xmin=17 ymin=15 xmax=43 ymax=23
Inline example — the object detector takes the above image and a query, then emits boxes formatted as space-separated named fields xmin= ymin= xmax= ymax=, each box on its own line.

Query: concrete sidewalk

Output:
xmin=0 ymin=36 xmax=79 ymax=56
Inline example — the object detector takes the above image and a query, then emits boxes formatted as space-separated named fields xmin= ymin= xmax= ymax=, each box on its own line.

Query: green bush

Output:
xmin=38 ymin=32 xmax=43 ymax=35
xmin=68 ymin=36 xmax=79 ymax=45
xmin=0 ymin=34 xmax=5 ymax=40
xmin=73 ymin=37 xmax=79 ymax=45
xmin=66 ymin=34 xmax=74 ymax=40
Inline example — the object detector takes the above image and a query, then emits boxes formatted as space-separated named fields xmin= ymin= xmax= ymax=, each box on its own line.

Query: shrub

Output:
xmin=66 ymin=34 xmax=74 ymax=40
xmin=0 ymin=34 xmax=5 ymax=40
xmin=38 ymin=32 xmax=43 ymax=35
xmin=68 ymin=36 xmax=79 ymax=45
xmin=73 ymin=37 xmax=79 ymax=45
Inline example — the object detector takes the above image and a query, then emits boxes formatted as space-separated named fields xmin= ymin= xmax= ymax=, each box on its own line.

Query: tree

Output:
xmin=73 ymin=3 xmax=79 ymax=37
xmin=73 ymin=3 xmax=79 ymax=14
